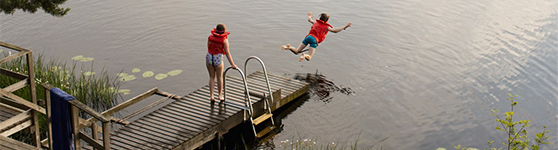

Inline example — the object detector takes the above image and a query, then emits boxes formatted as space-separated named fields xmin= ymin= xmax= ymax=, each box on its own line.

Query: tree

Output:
xmin=0 ymin=0 xmax=70 ymax=17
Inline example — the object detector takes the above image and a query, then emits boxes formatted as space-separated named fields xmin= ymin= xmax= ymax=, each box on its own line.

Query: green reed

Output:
xmin=1 ymin=53 xmax=121 ymax=144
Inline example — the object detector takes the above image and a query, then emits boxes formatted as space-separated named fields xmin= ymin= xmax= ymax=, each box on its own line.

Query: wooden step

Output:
xmin=256 ymin=126 xmax=276 ymax=138
xmin=252 ymin=113 xmax=272 ymax=125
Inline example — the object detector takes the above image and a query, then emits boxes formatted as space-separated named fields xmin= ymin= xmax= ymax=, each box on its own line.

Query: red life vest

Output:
xmin=307 ymin=20 xmax=333 ymax=45
xmin=207 ymin=28 xmax=230 ymax=55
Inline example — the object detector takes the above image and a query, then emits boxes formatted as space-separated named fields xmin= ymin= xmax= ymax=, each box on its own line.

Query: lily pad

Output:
xmin=167 ymin=69 xmax=182 ymax=76
xmin=155 ymin=73 xmax=168 ymax=80
xmin=116 ymin=73 xmax=128 ymax=77
xmin=80 ymin=57 xmax=94 ymax=62
xmin=83 ymin=71 xmax=95 ymax=76
xmin=71 ymin=55 xmax=84 ymax=61
xmin=117 ymin=89 xmax=131 ymax=95
xmin=120 ymin=75 xmax=137 ymax=81
xmin=142 ymin=71 xmax=154 ymax=77
xmin=132 ymin=68 xmax=141 ymax=73
xmin=107 ymin=87 xmax=117 ymax=93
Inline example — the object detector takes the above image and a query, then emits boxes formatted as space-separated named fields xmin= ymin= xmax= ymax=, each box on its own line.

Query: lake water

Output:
xmin=1 ymin=0 xmax=557 ymax=149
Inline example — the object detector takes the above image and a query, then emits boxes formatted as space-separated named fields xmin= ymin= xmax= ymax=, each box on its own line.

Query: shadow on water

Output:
xmin=293 ymin=71 xmax=355 ymax=103
xmin=198 ymin=72 xmax=354 ymax=149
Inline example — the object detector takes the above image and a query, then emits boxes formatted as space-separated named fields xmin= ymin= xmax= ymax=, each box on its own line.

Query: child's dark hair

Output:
xmin=216 ymin=23 xmax=226 ymax=33
xmin=319 ymin=13 xmax=329 ymax=22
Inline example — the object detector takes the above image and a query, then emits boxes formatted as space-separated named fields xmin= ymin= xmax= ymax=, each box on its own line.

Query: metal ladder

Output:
xmin=223 ymin=56 xmax=275 ymax=138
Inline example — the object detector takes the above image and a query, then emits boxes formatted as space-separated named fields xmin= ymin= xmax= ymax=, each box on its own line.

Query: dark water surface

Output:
xmin=1 ymin=0 xmax=557 ymax=149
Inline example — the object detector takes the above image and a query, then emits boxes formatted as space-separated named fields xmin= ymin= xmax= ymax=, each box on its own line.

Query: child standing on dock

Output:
xmin=206 ymin=23 xmax=237 ymax=101
xmin=282 ymin=12 xmax=352 ymax=61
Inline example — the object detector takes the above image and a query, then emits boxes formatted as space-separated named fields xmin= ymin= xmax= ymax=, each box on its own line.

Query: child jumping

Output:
xmin=282 ymin=12 xmax=352 ymax=61
xmin=206 ymin=23 xmax=237 ymax=101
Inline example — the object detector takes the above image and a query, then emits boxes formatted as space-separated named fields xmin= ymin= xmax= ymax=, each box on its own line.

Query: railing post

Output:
xmin=71 ymin=105 xmax=81 ymax=150
xmin=102 ymin=122 xmax=110 ymax=150
xmin=44 ymin=85 xmax=54 ymax=150
xmin=91 ymin=122 xmax=98 ymax=141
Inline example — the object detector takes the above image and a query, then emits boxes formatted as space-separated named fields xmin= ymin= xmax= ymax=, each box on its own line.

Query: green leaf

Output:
xmin=155 ymin=73 xmax=168 ymax=80
xmin=167 ymin=69 xmax=182 ymax=76
xmin=120 ymin=75 xmax=136 ymax=81
xmin=142 ymin=71 xmax=154 ymax=77
xmin=83 ymin=71 xmax=95 ymax=76
xmin=132 ymin=68 xmax=141 ymax=73
xmin=116 ymin=73 xmax=128 ymax=77
xmin=117 ymin=89 xmax=131 ymax=95
xmin=80 ymin=57 xmax=94 ymax=62
xmin=71 ymin=55 xmax=84 ymax=61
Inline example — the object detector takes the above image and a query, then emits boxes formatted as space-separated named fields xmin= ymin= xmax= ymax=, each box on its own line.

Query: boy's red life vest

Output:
xmin=307 ymin=20 xmax=333 ymax=45
xmin=207 ymin=28 xmax=230 ymax=55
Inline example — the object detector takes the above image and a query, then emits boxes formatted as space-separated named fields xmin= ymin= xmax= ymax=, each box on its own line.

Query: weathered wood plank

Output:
xmin=0 ymin=51 xmax=28 ymax=66
xmin=157 ymin=108 xmax=217 ymax=128
xmin=133 ymin=119 xmax=193 ymax=139
xmin=164 ymin=105 xmax=222 ymax=124
xmin=3 ymin=79 xmax=28 ymax=93
xmin=115 ymin=126 xmax=175 ymax=148
xmin=135 ymin=120 xmax=195 ymax=141
xmin=0 ymin=41 xmax=31 ymax=52
xmin=79 ymin=132 xmax=103 ymax=150
xmin=126 ymin=123 xmax=182 ymax=143
xmin=0 ymin=110 xmax=31 ymax=135
xmin=109 ymin=133 xmax=149 ymax=150
xmin=168 ymin=101 xmax=227 ymax=121
xmin=144 ymin=114 xmax=202 ymax=134
xmin=0 ymin=134 xmax=38 ymax=150
xmin=68 ymin=100 xmax=109 ymax=123
xmin=0 ymin=119 xmax=31 ymax=136
xmin=0 ymin=88 xmax=45 ymax=114
xmin=97 ymin=87 xmax=158 ymax=118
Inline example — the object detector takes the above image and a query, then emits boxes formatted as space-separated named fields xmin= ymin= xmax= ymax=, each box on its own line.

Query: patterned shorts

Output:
xmin=206 ymin=52 xmax=223 ymax=66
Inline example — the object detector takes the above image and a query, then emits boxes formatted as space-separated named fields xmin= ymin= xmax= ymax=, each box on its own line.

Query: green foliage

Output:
xmin=0 ymin=0 xmax=70 ymax=17
xmin=456 ymin=94 xmax=551 ymax=150
xmin=1 ymin=53 xmax=121 ymax=143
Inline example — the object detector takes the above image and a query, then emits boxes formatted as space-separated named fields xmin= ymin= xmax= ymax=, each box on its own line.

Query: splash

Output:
xmin=293 ymin=71 xmax=354 ymax=103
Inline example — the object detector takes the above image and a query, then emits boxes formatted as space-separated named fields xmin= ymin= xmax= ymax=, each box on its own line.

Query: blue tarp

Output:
xmin=50 ymin=87 xmax=75 ymax=150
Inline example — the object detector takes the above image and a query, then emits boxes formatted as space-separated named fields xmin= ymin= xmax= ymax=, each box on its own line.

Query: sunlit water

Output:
xmin=1 ymin=0 xmax=557 ymax=149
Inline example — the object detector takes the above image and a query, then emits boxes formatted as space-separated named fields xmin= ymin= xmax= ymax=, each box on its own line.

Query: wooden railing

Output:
xmin=42 ymin=83 xmax=111 ymax=150
xmin=0 ymin=41 xmax=41 ymax=149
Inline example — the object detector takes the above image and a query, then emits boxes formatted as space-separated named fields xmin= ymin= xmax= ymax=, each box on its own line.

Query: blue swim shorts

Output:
xmin=206 ymin=52 xmax=223 ymax=66
xmin=302 ymin=35 xmax=318 ymax=48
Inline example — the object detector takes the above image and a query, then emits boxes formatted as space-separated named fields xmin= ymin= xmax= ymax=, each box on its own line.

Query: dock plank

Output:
xmin=107 ymin=71 xmax=308 ymax=150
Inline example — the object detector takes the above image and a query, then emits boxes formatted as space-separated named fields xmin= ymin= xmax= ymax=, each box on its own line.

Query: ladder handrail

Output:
xmin=244 ymin=56 xmax=275 ymax=126
xmin=223 ymin=67 xmax=254 ymax=121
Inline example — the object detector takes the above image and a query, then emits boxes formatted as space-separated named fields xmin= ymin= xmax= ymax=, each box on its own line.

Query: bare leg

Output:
xmin=300 ymin=47 xmax=316 ymax=61
xmin=216 ymin=63 xmax=225 ymax=100
xmin=282 ymin=43 xmax=307 ymax=55
xmin=206 ymin=64 xmax=216 ymax=101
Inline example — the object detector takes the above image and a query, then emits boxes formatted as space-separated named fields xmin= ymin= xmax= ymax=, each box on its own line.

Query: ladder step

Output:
xmin=253 ymin=113 xmax=273 ymax=125
xmin=256 ymin=126 xmax=276 ymax=138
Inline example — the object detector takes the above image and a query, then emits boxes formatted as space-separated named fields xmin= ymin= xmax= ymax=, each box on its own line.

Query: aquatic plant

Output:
xmin=1 ymin=53 xmax=121 ymax=143
xmin=455 ymin=94 xmax=551 ymax=150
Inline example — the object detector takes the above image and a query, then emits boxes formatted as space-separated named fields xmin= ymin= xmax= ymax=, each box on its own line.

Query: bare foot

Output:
xmin=218 ymin=95 xmax=224 ymax=101
xmin=210 ymin=97 xmax=215 ymax=101
xmin=299 ymin=53 xmax=306 ymax=62
xmin=281 ymin=44 xmax=291 ymax=50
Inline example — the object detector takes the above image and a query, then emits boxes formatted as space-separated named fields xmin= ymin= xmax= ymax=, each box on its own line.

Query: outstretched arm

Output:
xmin=307 ymin=12 xmax=316 ymax=24
xmin=223 ymin=39 xmax=237 ymax=69
xmin=328 ymin=22 xmax=352 ymax=33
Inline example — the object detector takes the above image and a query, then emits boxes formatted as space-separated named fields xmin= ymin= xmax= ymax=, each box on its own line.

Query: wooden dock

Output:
xmin=1 ymin=40 xmax=310 ymax=150
xmin=89 ymin=71 xmax=309 ymax=150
